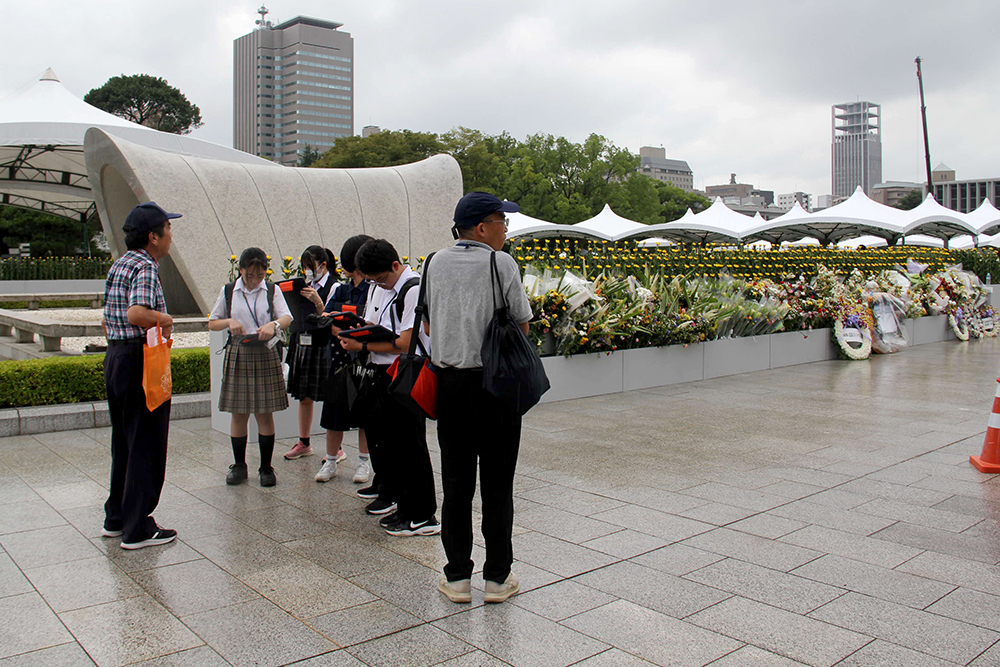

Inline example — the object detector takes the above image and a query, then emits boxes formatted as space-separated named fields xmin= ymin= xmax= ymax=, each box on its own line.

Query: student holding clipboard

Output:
xmin=282 ymin=246 xmax=337 ymax=462
xmin=208 ymin=248 xmax=293 ymax=487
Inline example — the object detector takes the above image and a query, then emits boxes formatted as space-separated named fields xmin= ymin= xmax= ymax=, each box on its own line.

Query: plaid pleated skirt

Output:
xmin=286 ymin=339 xmax=331 ymax=401
xmin=219 ymin=340 xmax=289 ymax=414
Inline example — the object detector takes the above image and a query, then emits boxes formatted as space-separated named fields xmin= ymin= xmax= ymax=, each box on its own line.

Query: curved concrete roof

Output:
xmin=84 ymin=128 xmax=462 ymax=314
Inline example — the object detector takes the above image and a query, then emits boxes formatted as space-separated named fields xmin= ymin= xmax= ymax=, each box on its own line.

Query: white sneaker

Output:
xmin=353 ymin=459 xmax=372 ymax=484
xmin=335 ymin=449 xmax=348 ymax=463
xmin=315 ymin=458 xmax=338 ymax=482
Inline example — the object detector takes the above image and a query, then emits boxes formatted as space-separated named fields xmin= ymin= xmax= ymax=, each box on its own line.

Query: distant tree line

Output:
xmin=308 ymin=127 xmax=711 ymax=225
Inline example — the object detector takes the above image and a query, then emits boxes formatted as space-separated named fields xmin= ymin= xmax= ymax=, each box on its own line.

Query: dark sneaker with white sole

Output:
xmin=365 ymin=498 xmax=397 ymax=515
xmin=120 ymin=528 xmax=177 ymax=550
xmin=383 ymin=516 xmax=441 ymax=537
xmin=100 ymin=527 xmax=123 ymax=538
xmin=356 ymin=485 xmax=379 ymax=500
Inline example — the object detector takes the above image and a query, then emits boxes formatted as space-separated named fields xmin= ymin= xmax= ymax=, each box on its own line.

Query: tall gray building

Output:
xmin=234 ymin=7 xmax=354 ymax=166
xmin=831 ymin=101 xmax=881 ymax=197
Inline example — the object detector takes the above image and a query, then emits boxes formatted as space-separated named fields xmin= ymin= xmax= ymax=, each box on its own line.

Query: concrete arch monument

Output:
xmin=84 ymin=128 xmax=462 ymax=314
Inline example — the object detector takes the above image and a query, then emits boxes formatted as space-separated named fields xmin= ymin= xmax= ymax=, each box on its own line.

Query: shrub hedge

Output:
xmin=0 ymin=347 xmax=210 ymax=409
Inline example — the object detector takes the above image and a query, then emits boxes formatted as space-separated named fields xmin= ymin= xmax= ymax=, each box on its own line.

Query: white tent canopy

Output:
xmin=505 ymin=210 xmax=567 ymax=239
xmin=571 ymin=204 xmax=645 ymax=241
xmin=622 ymin=197 xmax=759 ymax=244
xmin=965 ymin=199 xmax=1000 ymax=236
xmin=0 ymin=68 xmax=274 ymax=223
xmin=746 ymin=187 xmax=908 ymax=245
xmin=900 ymin=194 xmax=976 ymax=242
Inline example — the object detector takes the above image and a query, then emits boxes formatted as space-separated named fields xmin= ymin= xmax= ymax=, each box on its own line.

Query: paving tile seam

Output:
xmin=802 ymin=591 xmax=1000 ymax=663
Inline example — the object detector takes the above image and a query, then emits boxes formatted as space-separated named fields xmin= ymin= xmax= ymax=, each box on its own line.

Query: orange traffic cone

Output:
xmin=971 ymin=377 xmax=1000 ymax=473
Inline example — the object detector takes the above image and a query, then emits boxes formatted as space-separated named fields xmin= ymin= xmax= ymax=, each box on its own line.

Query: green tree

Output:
xmin=297 ymin=144 xmax=321 ymax=167
xmin=0 ymin=206 xmax=103 ymax=257
xmin=313 ymin=130 xmax=444 ymax=168
xmin=894 ymin=190 xmax=924 ymax=210
xmin=441 ymin=127 xmax=501 ymax=192
xmin=653 ymin=181 xmax=712 ymax=222
xmin=84 ymin=74 xmax=203 ymax=134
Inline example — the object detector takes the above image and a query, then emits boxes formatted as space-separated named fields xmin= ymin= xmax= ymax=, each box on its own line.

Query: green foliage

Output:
xmin=0 ymin=300 xmax=91 ymax=309
xmin=952 ymin=247 xmax=1000 ymax=283
xmin=0 ymin=256 xmax=112 ymax=280
xmin=0 ymin=206 xmax=104 ymax=257
xmin=313 ymin=129 xmax=443 ymax=168
xmin=84 ymin=74 xmax=203 ymax=135
xmin=297 ymin=144 xmax=321 ymax=167
xmin=0 ymin=348 xmax=209 ymax=408
xmin=308 ymin=126 xmax=708 ymax=227
xmin=894 ymin=190 xmax=924 ymax=210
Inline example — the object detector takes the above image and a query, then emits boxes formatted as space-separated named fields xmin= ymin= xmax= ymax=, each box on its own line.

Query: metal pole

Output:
xmin=915 ymin=57 xmax=934 ymax=199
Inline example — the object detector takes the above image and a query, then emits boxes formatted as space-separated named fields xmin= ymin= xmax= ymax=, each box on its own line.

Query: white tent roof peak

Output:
xmin=39 ymin=68 xmax=60 ymax=82
xmin=966 ymin=198 xmax=1000 ymax=236
xmin=572 ymin=203 xmax=644 ymax=240
xmin=901 ymin=193 xmax=975 ymax=240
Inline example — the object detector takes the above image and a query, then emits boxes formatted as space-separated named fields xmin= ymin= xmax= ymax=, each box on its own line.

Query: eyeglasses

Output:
xmin=485 ymin=217 xmax=509 ymax=230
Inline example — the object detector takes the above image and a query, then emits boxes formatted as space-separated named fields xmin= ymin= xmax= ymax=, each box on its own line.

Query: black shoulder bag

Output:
xmin=481 ymin=252 xmax=549 ymax=415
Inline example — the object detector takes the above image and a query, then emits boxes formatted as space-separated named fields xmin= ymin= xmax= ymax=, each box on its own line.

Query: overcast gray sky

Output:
xmin=4 ymin=0 xmax=998 ymax=201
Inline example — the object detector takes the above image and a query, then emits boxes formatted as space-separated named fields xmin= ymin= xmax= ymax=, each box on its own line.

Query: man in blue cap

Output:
xmin=101 ymin=201 xmax=180 ymax=550
xmin=423 ymin=192 xmax=532 ymax=603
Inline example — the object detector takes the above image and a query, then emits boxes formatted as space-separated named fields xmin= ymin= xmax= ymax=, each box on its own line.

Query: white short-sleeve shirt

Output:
xmin=208 ymin=278 xmax=293 ymax=334
xmin=363 ymin=265 xmax=431 ymax=365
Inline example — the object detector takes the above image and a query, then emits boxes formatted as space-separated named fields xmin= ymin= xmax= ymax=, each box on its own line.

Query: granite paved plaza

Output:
xmin=2 ymin=339 xmax=1000 ymax=666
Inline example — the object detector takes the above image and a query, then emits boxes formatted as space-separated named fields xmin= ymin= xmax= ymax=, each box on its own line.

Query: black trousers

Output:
xmin=437 ymin=367 xmax=521 ymax=584
xmin=104 ymin=342 xmax=171 ymax=543
xmin=362 ymin=365 xmax=436 ymax=521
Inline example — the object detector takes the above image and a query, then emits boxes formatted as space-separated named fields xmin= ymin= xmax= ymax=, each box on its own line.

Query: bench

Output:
xmin=0 ymin=309 xmax=207 ymax=353
xmin=0 ymin=293 xmax=104 ymax=310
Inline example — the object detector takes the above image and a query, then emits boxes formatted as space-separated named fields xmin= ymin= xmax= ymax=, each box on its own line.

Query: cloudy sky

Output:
xmin=4 ymin=0 xmax=998 ymax=200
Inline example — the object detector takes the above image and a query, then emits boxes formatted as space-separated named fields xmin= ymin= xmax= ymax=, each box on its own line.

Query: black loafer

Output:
xmin=259 ymin=467 xmax=277 ymax=487
xmin=226 ymin=463 xmax=248 ymax=485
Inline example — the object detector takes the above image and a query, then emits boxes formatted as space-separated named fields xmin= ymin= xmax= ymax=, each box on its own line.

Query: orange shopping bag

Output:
xmin=143 ymin=312 xmax=173 ymax=411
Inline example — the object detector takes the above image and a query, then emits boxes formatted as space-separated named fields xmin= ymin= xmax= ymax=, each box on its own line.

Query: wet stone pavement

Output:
xmin=2 ymin=338 xmax=1000 ymax=666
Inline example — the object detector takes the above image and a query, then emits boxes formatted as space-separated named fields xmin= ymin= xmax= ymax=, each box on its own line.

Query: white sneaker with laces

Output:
xmin=315 ymin=458 xmax=338 ymax=482
xmin=353 ymin=459 xmax=372 ymax=484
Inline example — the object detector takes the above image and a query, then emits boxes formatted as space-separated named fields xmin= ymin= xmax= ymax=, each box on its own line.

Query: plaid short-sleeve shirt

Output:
xmin=103 ymin=249 xmax=166 ymax=340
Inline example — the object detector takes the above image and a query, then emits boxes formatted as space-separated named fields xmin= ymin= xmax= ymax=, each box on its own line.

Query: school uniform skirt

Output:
xmin=219 ymin=340 xmax=289 ymax=414
xmin=286 ymin=337 xmax=331 ymax=401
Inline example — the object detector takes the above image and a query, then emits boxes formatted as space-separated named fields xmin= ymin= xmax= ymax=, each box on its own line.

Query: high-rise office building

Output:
xmin=831 ymin=101 xmax=881 ymax=198
xmin=234 ymin=7 xmax=354 ymax=166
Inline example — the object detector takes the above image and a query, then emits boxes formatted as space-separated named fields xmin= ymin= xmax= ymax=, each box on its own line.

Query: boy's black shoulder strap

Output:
xmin=266 ymin=281 xmax=275 ymax=318
xmin=395 ymin=277 xmax=421 ymax=320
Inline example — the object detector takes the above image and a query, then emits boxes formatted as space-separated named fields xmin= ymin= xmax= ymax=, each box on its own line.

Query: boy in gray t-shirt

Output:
xmin=425 ymin=192 xmax=531 ymax=605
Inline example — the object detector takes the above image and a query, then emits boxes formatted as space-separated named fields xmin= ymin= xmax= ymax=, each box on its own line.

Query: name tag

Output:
xmin=299 ymin=334 xmax=313 ymax=347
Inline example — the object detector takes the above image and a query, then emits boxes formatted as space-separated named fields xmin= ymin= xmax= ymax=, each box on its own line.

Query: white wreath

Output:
xmin=834 ymin=319 xmax=872 ymax=360
xmin=968 ymin=312 xmax=998 ymax=339
xmin=949 ymin=313 xmax=970 ymax=341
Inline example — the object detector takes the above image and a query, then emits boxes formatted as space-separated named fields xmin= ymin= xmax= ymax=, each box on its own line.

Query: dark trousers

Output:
xmin=438 ymin=367 xmax=521 ymax=584
xmin=104 ymin=343 xmax=171 ymax=543
xmin=362 ymin=365 xmax=436 ymax=521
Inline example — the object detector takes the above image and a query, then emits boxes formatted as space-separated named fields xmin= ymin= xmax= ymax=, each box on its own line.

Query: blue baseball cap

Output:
xmin=123 ymin=201 xmax=182 ymax=234
xmin=453 ymin=192 xmax=519 ymax=229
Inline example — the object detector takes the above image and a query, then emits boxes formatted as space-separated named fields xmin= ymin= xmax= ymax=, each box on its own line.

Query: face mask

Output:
xmin=304 ymin=269 xmax=315 ymax=283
